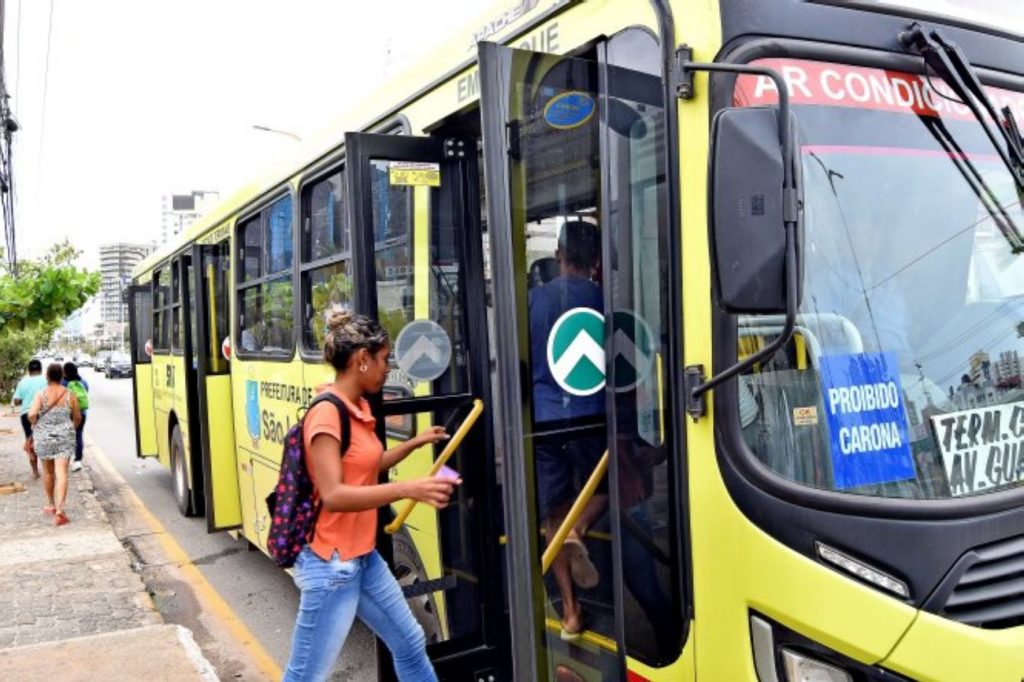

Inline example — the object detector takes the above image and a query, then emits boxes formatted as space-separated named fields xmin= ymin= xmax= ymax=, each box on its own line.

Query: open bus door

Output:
xmin=188 ymin=239 xmax=242 ymax=531
xmin=128 ymin=283 xmax=158 ymax=458
xmin=479 ymin=31 xmax=690 ymax=681
xmin=344 ymin=131 xmax=509 ymax=680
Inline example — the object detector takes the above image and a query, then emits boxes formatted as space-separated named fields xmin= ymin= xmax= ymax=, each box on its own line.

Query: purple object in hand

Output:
xmin=436 ymin=465 xmax=460 ymax=481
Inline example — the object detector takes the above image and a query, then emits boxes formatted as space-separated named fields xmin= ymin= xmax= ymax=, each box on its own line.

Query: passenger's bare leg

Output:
xmin=42 ymin=459 xmax=56 ymax=510
xmin=54 ymin=458 xmax=69 ymax=514
xmin=545 ymin=514 xmax=582 ymax=634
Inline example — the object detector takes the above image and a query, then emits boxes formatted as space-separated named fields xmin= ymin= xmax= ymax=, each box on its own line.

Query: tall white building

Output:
xmin=161 ymin=190 xmax=220 ymax=244
xmin=99 ymin=243 xmax=154 ymax=327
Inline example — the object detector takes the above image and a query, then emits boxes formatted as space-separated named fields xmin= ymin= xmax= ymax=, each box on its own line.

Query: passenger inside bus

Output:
xmin=528 ymin=219 xmax=607 ymax=639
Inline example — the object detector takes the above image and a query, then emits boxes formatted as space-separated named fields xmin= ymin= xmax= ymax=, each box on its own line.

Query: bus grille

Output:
xmin=939 ymin=534 xmax=1024 ymax=629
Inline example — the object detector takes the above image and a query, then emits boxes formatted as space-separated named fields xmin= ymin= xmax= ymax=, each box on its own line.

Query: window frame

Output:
xmin=151 ymin=263 xmax=172 ymax=354
xmin=234 ymin=189 xmax=298 ymax=362
xmin=170 ymin=258 xmax=184 ymax=356
xmin=130 ymin=282 xmax=154 ymax=365
xmin=298 ymin=162 xmax=352 ymax=361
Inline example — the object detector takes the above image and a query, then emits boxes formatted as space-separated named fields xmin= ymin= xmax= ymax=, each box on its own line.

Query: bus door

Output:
xmin=191 ymin=239 xmax=242 ymax=531
xmin=344 ymin=131 xmax=507 ymax=679
xmin=128 ymin=283 xmax=158 ymax=458
xmin=173 ymin=252 xmax=206 ymax=517
xmin=479 ymin=31 xmax=689 ymax=681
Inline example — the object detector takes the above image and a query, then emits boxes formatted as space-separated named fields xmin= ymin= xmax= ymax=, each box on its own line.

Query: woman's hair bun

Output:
xmin=325 ymin=306 xmax=353 ymax=334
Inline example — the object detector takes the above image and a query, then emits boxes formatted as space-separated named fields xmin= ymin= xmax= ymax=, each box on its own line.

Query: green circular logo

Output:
xmin=547 ymin=308 xmax=606 ymax=396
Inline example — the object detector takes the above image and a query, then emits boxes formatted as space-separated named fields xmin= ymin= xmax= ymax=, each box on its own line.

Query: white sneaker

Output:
xmin=70 ymin=461 xmax=83 ymax=472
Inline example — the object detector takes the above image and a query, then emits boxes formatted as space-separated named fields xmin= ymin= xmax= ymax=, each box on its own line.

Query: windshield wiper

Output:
xmin=901 ymin=23 xmax=1024 ymax=197
xmin=923 ymin=117 xmax=1024 ymax=253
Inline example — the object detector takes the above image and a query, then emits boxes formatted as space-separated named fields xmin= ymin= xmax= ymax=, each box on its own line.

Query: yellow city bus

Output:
xmin=129 ymin=0 xmax=1024 ymax=679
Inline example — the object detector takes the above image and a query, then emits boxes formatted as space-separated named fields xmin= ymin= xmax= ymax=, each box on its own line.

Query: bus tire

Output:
xmin=170 ymin=424 xmax=197 ymax=517
xmin=392 ymin=529 xmax=443 ymax=645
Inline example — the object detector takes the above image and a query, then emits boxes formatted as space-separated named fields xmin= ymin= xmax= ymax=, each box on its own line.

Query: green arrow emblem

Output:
xmin=547 ymin=308 xmax=606 ymax=396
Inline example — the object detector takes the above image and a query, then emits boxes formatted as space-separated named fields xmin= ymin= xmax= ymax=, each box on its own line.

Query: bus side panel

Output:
xmin=134 ymin=364 xmax=158 ymax=457
xmin=152 ymin=355 xmax=175 ymax=468
xmin=206 ymin=374 xmax=242 ymax=528
xmin=232 ymin=357 xmax=307 ymax=549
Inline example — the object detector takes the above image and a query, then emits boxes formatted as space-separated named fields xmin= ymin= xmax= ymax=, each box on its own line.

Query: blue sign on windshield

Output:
xmin=818 ymin=352 xmax=916 ymax=490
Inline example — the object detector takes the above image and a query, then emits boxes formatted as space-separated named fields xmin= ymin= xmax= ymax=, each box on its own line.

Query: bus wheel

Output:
xmin=392 ymin=530 xmax=442 ymax=645
xmin=170 ymin=425 xmax=196 ymax=517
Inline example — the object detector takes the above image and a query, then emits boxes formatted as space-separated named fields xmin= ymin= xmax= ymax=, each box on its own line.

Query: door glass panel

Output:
xmin=368 ymin=158 xmax=469 ymax=402
xmin=202 ymin=242 xmax=231 ymax=375
xmin=603 ymin=29 xmax=685 ymax=666
xmin=132 ymin=288 xmax=153 ymax=364
xmin=500 ymin=48 xmax=621 ymax=679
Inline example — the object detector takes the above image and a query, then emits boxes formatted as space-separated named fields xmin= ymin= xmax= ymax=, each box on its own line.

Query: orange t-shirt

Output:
xmin=303 ymin=385 xmax=383 ymax=561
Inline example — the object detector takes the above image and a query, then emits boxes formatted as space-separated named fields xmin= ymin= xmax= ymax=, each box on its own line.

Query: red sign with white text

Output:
xmin=734 ymin=58 xmax=1024 ymax=123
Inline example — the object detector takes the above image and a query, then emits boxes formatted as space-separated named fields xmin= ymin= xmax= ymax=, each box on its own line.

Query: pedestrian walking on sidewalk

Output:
xmin=11 ymin=358 xmax=46 ymax=479
xmin=282 ymin=309 xmax=456 ymax=682
xmin=27 ymin=363 xmax=82 ymax=526
xmin=62 ymin=361 xmax=89 ymax=472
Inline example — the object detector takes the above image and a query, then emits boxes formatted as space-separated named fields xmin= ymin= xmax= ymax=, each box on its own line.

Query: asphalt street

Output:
xmin=81 ymin=367 xmax=377 ymax=680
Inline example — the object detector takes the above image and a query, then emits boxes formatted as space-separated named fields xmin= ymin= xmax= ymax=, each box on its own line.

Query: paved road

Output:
xmin=82 ymin=367 xmax=377 ymax=680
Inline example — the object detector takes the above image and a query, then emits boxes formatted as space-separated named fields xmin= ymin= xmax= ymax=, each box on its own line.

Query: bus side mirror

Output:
xmin=710 ymin=106 xmax=803 ymax=314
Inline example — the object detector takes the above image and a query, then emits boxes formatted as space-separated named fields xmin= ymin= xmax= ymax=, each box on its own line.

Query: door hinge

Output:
xmin=684 ymin=364 xmax=707 ymax=421
xmin=674 ymin=44 xmax=696 ymax=99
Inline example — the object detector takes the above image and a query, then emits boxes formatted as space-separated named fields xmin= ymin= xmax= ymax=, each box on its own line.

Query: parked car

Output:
xmin=105 ymin=352 xmax=133 ymax=378
xmin=76 ymin=353 xmax=93 ymax=367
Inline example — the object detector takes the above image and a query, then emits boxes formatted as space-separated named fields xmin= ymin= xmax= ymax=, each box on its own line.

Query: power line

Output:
xmin=36 ymin=0 xmax=53 ymax=186
xmin=14 ymin=0 xmax=20 ymax=103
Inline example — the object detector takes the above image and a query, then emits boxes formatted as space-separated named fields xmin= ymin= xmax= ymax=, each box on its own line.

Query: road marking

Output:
xmin=85 ymin=435 xmax=283 ymax=680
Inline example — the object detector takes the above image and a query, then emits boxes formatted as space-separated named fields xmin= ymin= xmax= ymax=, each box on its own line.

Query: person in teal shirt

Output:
xmin=12 ymin=359 xmax=46 ymax=478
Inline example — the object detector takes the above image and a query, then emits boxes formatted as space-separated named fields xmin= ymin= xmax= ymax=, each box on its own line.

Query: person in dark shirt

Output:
xmin=528 ymin=219 xmax=608 ymax=639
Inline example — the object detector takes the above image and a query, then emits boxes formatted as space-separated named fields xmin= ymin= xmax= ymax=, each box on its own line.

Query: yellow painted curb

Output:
xmin=85 ymin=435 xmax=283 ymax=681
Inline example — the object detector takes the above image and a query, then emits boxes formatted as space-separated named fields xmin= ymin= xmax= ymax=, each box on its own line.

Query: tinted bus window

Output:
xmin=133 ymin=287 xmax=153 ymax=364
xmin=301 ymin=170 xmax=352 ymax=351
xmin=236 ymin=194 xmax=295 ymax=356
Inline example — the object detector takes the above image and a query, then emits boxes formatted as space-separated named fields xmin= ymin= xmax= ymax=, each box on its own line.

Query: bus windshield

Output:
xmin=735 ymin=59 xmax=1024 ymax=500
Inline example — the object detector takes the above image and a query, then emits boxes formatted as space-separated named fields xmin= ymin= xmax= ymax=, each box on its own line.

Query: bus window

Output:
xmin=171 ymin=259 xmax=184 ymax=353
xmin=132 ymin=287 xmax=153 ymax=364
xmin=153 ymin=266 xmax=172 ymax=353
xmin=202 ymin=241 xmax=231 ymax=374
xmin=301 ymin=169 xmax=352 ymax=351
xmin=236 ymin=194 xmax=295 ymax=356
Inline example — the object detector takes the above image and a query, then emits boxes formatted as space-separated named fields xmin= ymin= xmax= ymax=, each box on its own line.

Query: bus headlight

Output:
xmin=750 ymin=613 xmax=908 ymax=682
xmin=781 ymin=649 xmax=852 ymax=682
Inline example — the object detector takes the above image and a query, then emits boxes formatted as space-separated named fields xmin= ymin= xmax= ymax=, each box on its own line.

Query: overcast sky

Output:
xmin=5 ymin=1 xmax=481 ymax=269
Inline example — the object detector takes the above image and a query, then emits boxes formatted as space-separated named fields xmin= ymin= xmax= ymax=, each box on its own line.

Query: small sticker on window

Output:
xmin=389 ymin=162 xmax=440 ymax=187
xmin=793 ymin=406 xmax=818 ymax=426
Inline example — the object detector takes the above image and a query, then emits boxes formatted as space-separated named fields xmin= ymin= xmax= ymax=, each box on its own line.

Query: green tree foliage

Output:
xmin=0 ymin=241 xmax=100 ymax=396
xmin=0 ymin=240 xmax=100 ymax=334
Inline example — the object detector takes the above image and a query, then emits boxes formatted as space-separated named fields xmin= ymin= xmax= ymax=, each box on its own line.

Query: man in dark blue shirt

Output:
xmin=528 ymin=219 xmax=608 ymax=639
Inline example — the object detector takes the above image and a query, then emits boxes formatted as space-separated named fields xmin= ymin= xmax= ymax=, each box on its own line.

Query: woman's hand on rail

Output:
xmin=381 ymin=425 xmax=449 ymax=470
xmin=401 ymin=476 xmax=460 ymax=509
xmin=414 ymin=425 xmax=450 ymax=447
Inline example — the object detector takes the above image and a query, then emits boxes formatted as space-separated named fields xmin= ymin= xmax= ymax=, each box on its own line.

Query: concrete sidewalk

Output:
xmin=0 ymin=411 xmax=219 ymax=680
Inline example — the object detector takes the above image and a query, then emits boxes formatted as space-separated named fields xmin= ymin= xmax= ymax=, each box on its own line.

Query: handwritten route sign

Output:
xmin=930 ymin=402 xmax=1024 ymax=497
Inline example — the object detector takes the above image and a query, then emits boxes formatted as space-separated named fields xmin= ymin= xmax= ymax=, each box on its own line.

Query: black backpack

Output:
xmin=265 ymin=393 xmax=350 ymax=568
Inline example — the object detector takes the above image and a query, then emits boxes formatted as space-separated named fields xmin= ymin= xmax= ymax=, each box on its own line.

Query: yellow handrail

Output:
xmin=541 ymin=450 xmax=609 ymax=575
xmin=384 ymin=399 xmax=484 ymax=535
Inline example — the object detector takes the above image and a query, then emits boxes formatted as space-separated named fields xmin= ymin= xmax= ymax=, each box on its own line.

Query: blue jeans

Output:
xmin=283 ymin=547 xmax=436 ymax=682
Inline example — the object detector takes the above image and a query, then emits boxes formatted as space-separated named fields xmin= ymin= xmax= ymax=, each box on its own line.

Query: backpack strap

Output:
xmin=305 ymin=393 xmax=351 ymax=455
